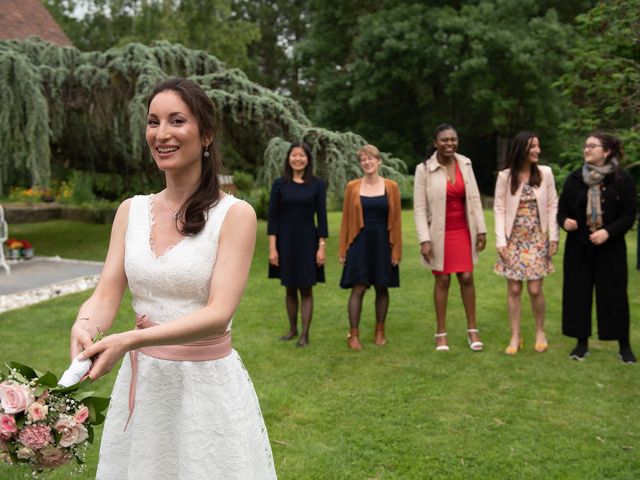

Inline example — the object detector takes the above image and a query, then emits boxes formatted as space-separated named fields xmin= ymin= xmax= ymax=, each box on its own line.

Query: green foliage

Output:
xmin=68 ymin=170 xmax=96 ymax=204
xmin=556 ymin=0 xmax=640 ymax=171
xmin=0 ymin=47 xmax=51 ymax=192
xmin=233 ymin=0 xmax=309 ymax=98
xmin=241 ymin=186 xmax=271 ymax=220
xmin=45 ymin=0 xmax=260 ymax=70
xmin=232 ymin=170 xmax=256 ymax=192
xmin=232 ymin=170 xmax=270 ymax=220
xmin=296 ymin=0 xmax=592 ymax=190
xmin=0 ymin=37 xmax=406 ymax=198
xmin=6 ymin=187 xmax=47 ymax=204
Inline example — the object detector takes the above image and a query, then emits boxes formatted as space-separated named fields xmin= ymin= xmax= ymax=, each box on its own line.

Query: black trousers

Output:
xmin=562 ymin=235 xmax=629 ymax=340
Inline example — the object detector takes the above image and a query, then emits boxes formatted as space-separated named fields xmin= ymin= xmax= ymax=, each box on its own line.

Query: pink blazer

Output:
xmin=493 ymin=165 xmax=559 ymax=248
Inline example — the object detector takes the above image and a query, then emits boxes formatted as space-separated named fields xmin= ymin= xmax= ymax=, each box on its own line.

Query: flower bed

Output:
xmin=3 ymin=204 xmax=116 ymax=225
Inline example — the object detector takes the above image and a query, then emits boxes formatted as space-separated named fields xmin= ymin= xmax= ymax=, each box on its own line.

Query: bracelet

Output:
xmin=319 ymin=241 xmax=326 ymax=246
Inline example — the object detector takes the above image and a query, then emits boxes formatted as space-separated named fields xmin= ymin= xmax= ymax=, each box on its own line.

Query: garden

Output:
xmin=1 ymin=0 xmax=639 ymax=477
xmin=1 ymin=211 xmax=639 ymax=479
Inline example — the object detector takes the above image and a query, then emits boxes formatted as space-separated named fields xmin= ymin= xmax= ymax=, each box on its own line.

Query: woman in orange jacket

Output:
xmin=339 ymin=144 xmax=402 ymax=350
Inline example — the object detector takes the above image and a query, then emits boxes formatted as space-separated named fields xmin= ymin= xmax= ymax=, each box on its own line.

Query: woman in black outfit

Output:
xmin=268 ymin=142 xmax=328 ymax=347
xmin=558 ymin=132 xmax=636 ymax=364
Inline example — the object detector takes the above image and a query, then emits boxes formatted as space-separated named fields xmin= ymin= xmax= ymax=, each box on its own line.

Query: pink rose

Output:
xmin=73 ymin=405 xmax=89 ymax=424
xmin=27 ymin=402 xmax=48 ymax=422
xmin=54 ymin=415 xmax=88 ymax=447
xmin=18 ymin=424 xmax=52 ymax=450
xmin=0 ymin=414 xmax=17 ymax=439
xmin=0 ymin=381 xmax=35 ymax=414
xmin=36 ymin=445 xmax=72 ymax=468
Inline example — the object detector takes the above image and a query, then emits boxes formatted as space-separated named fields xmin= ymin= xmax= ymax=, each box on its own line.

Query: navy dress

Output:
xmin=268 ymin=177 xmax=328 ymax=287
xmin=340 ymin=194 xmax=399 ymax=288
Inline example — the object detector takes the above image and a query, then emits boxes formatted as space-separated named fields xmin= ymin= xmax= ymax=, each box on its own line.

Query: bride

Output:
xmin=70 ymin=77 xmax=277 ymax=479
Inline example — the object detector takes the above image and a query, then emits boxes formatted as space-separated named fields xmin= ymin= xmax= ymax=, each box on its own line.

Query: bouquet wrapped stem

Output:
xmin=0 ymin=357 xmax=110 ymax=475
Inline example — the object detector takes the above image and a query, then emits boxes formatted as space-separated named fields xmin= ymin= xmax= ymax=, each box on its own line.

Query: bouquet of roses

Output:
xmin=0 ymin=357 xmax=109 ymax=474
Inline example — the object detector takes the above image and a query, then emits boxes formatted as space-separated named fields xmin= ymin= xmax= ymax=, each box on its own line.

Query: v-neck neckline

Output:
xmin=148 ymin=194 xmax=189 ymax=260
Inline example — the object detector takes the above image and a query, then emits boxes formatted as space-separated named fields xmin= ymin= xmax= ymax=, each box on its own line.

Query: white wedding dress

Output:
xmin=96 ymin=194 xmax=276 ymax=479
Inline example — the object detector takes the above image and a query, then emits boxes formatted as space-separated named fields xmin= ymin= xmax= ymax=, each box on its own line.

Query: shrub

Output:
xmin=232 ymin=171 xmax=255 ymax=193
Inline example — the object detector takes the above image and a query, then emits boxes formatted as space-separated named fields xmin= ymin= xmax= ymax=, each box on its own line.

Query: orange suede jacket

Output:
xmin=339 ymin=178 xmax=402 ymax=261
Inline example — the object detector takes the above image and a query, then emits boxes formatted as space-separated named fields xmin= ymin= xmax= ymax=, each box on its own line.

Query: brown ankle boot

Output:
xmin=374 ymin=322 xmax=387 ymax=346
xmin=347 ymin=327 xmax=362 ymax=350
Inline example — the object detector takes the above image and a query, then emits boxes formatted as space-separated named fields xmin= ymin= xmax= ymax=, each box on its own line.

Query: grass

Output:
xmin=2 ymin=211 xmax=639 ymax=479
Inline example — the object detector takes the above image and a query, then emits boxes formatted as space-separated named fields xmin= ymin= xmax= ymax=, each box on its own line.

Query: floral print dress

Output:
xmin=494 ymin=184 xmax=554 ymax=281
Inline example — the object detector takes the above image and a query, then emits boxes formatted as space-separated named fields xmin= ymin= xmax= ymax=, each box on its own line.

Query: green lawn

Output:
xmin=2 ymin=211 xmax=639 ymax=479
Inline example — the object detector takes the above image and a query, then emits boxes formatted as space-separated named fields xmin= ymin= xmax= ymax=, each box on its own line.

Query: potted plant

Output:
xmin=21 ymin=239 xmax=34 ymax=259
xmin=5 ymin=238 xmax=34 ymax=259
xmin=6 ymin=238 xmax=22 ymax=260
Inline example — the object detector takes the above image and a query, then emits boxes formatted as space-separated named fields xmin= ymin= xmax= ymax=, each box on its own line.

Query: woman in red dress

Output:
xmin=413 ymin=124 xmax=487 ymax=351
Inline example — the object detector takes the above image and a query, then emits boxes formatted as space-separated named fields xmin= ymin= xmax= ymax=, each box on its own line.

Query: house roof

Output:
xmin=0 ymin=0 xmax=73 ymax=46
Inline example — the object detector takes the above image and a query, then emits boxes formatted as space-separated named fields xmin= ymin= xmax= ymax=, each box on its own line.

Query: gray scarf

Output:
xmin=582 ymin=159 xmax=617 ymax=232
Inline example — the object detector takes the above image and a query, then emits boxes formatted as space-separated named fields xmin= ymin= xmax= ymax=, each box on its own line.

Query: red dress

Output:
xmin=433 ymin=162 xmax=473 ymax=275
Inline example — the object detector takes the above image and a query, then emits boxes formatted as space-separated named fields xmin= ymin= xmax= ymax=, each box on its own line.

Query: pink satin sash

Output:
xmin=125 ymin=314 xmax=232 ymax=430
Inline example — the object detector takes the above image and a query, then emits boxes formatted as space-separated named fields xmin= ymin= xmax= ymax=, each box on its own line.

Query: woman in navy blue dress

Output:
xmin=339 ymin=144 xmax=402 ymax=350
xmin=268 ymin=142 xmax=328 ymax=347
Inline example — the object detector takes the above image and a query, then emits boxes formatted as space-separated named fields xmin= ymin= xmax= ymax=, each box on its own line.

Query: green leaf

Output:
xmin=52 ymin=377 xmax=93 ymax=394
xmin=71 ymin=390 xmax=97 ymax=402
xmin=7 ymin=361 xmax=38 ymax=380
xmin=34 ymin=385 xmax=47 ymax=397
xmin=36 ymin=371 xmax=59 ymax=387
xmin=15 ymin=414 xmax=26 ymax=428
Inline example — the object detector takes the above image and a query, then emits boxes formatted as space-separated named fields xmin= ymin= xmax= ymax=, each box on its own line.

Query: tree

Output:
xmin=232 ymin=0 xmax=309 ymax=98
xmin=45 ymin=0 xmax=260 ymax=70
xmin=296 ymin=0 xmax=578 ymax=192
xmin=0 ymin=38 xmax=406 ymax=196
xmin=557 ymin=0 xmax=640 ymax=169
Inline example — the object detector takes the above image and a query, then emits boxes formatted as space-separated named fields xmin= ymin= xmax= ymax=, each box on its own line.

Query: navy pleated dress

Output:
xmin=340 ymin=194 xmax=399 ymax=288
xmin=268 ymin=177 xmax=328 ymax=287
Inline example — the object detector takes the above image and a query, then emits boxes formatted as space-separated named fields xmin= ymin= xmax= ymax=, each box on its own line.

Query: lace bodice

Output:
xmin=125 ymin=194 xmax=239 ymax=325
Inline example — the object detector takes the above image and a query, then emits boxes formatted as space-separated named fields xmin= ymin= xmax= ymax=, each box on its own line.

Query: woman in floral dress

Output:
xmin=494 ymin=132 xmax=558 ymax=354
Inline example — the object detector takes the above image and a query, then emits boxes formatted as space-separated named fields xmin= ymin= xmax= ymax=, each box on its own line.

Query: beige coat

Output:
xmin=493 ymin=165 xmax=559 ymax=248
xmin=413 ymin=153 xmax=486 ymax=271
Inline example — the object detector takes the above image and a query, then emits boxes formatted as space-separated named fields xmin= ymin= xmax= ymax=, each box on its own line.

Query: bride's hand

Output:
xmin=70 ymin=320 xmax=97 ymax=360
xmin=79 ymin=331 xmax=134 ymax=381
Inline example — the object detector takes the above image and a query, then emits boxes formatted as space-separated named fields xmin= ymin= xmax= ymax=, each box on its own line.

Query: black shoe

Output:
xmin=619 ymin=348 xmax=637 ymax=365
xmin=569 ymin=345 xmax=589 ymax=361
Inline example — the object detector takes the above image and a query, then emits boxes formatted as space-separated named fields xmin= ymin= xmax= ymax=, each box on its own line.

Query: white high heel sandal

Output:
xmin=467 ymin=328 xmax=484 ymax=352
xmin=434 ymin=332 xmax=450 ymax=352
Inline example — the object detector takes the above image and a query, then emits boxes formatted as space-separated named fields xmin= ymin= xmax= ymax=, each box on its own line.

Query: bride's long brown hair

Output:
xmin=147 ymin=78 xmax=223 ymax=236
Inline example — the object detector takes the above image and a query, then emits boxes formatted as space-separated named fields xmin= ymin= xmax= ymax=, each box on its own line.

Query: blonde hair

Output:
xmin=357 ymin=144 xmax=381 ymax=160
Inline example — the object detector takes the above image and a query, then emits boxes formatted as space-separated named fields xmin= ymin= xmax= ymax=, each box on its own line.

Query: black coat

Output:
xmin=557 ymin=166 xmax=636 ymax=251
xmin=558 ymin=165 xmax=636 ymax=339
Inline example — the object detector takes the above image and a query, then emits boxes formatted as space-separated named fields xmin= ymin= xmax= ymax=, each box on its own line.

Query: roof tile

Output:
xmin=0 ymin=0 xmax=73 ymax=46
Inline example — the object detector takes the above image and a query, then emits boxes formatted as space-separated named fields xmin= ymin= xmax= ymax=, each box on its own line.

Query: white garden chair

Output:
xmin=0 ymin=204 xmax=10 ymax=275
